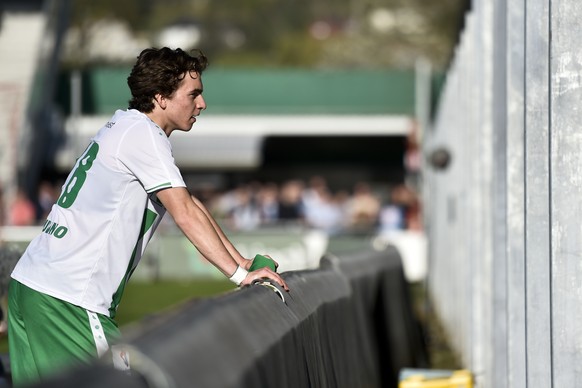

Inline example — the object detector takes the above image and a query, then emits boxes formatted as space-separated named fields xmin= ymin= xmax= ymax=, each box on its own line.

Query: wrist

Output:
xmin=229 ymin=265 xmax=248 ymax=286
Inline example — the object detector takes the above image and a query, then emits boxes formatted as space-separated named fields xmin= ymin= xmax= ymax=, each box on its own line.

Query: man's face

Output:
xmin=164 ymin=71 xmax=206 ymax=133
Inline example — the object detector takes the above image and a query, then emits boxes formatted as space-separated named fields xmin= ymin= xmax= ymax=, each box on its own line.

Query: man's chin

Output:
xmin=177 ymin=125 xmax=194 ymax=132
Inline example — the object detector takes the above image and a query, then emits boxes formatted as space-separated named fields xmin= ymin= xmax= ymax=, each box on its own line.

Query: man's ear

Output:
xmin=154 ymin=93 xmax=166 ymax=109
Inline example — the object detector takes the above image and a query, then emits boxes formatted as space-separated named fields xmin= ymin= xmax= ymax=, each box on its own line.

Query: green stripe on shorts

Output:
xmin=8 ymin=279 xmax=121 ymax=387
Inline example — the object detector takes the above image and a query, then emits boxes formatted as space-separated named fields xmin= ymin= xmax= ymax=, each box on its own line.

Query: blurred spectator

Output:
xmin=227 ymin=184 xmax=262 ymax=231
xmin=304 ymin=189 xmax=345 ymax=235
xmin=379 ymin=187 xmax=406 ymax=232
xmin=256 ymin=182 xmax=279 ymax=225
xmin=345 ymin=182 xmax=381 ymax=231
xmin=277 ymin=180 xmax=305 ymax=222
xmin=7 ymin=187 xmax=36 ymax=226
xmin=379 ymin=206 xmax=406 ymax=232
xmin=302 ymin=175 xmax=328 ymax=210
xmin=389 ymin=184 xmax=422 ymax=231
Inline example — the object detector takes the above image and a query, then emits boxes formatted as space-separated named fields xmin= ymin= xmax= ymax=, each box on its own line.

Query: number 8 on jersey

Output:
xmin=57 ymin=142 xmax=100 ymax=209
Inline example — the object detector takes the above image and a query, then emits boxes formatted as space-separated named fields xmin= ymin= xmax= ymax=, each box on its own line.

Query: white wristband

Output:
xmin=229 ymin=265 xmax=248 ymax=286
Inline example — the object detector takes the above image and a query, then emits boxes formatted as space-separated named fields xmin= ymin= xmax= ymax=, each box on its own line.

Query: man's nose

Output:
xmin=197 ymin=95 xmax=207 ymax=110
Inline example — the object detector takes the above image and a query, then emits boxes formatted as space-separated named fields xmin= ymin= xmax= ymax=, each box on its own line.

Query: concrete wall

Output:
xmin=423 ymin=0 xmax=582 ymax=387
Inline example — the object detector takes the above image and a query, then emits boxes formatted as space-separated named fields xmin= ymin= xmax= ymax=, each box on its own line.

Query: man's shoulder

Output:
xmin=97 ymin=110 xmax=162 ymax=142
xmin=110 ymin=109 xmax=147 ymax=127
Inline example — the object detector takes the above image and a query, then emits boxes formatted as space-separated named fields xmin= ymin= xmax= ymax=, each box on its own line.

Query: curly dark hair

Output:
xmin=127 ymin=47 xmax=209 ymax=113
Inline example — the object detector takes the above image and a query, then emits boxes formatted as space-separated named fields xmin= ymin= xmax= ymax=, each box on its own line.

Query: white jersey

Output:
xmin=11 ymin=109 xmax=186 ymax=317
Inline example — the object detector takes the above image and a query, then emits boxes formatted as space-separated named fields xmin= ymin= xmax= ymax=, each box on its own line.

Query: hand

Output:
xmin=263 ymin=254 xmax=280 ymax=270
xmin=240 ymin=267 xmax=289 ymax=292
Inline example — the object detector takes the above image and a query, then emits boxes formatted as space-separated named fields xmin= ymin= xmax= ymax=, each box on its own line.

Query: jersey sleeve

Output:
xmin=117 ymin=122 xmax=186 ymax=193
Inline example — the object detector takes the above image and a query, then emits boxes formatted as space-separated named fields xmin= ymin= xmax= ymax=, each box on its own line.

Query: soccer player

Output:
xmin=7 ymin=47 xmax=289 ymax=387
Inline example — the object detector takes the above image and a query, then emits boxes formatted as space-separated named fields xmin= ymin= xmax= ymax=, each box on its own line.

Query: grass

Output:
xmin=114 ymin=279 xmax=236 ymax=327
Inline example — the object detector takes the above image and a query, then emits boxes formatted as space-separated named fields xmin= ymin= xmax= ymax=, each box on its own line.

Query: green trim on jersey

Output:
xmin=109 ymin=207 xmax=159 ymax=318
xmin=147 ymin=182 xmax=172 ymax=192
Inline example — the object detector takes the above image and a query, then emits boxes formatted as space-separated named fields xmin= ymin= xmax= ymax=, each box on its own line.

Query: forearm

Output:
xmin=190 ymin=195 xmax=248 ymax=267
xmin=157 ymin=188 xmax=240 ymax=277
xmin=175 ymin=206 xmax=240 ymax=277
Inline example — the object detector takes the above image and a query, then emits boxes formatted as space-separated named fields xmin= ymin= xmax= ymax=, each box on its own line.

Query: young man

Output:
xmin=8 ymin=47 xmax=288 ymax=387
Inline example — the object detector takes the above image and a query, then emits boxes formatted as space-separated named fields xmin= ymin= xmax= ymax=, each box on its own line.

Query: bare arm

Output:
xmin=189 ymin=195 xmax=249 ymax=268
xmin=156 ymin=187 xmax=288 ymax=290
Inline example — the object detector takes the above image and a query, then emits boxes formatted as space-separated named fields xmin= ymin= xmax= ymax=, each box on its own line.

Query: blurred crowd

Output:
xmin=195 ymin=176 xmax=422 ymax=235
xmin=0 ymin=176 xmax=422 ymax=236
